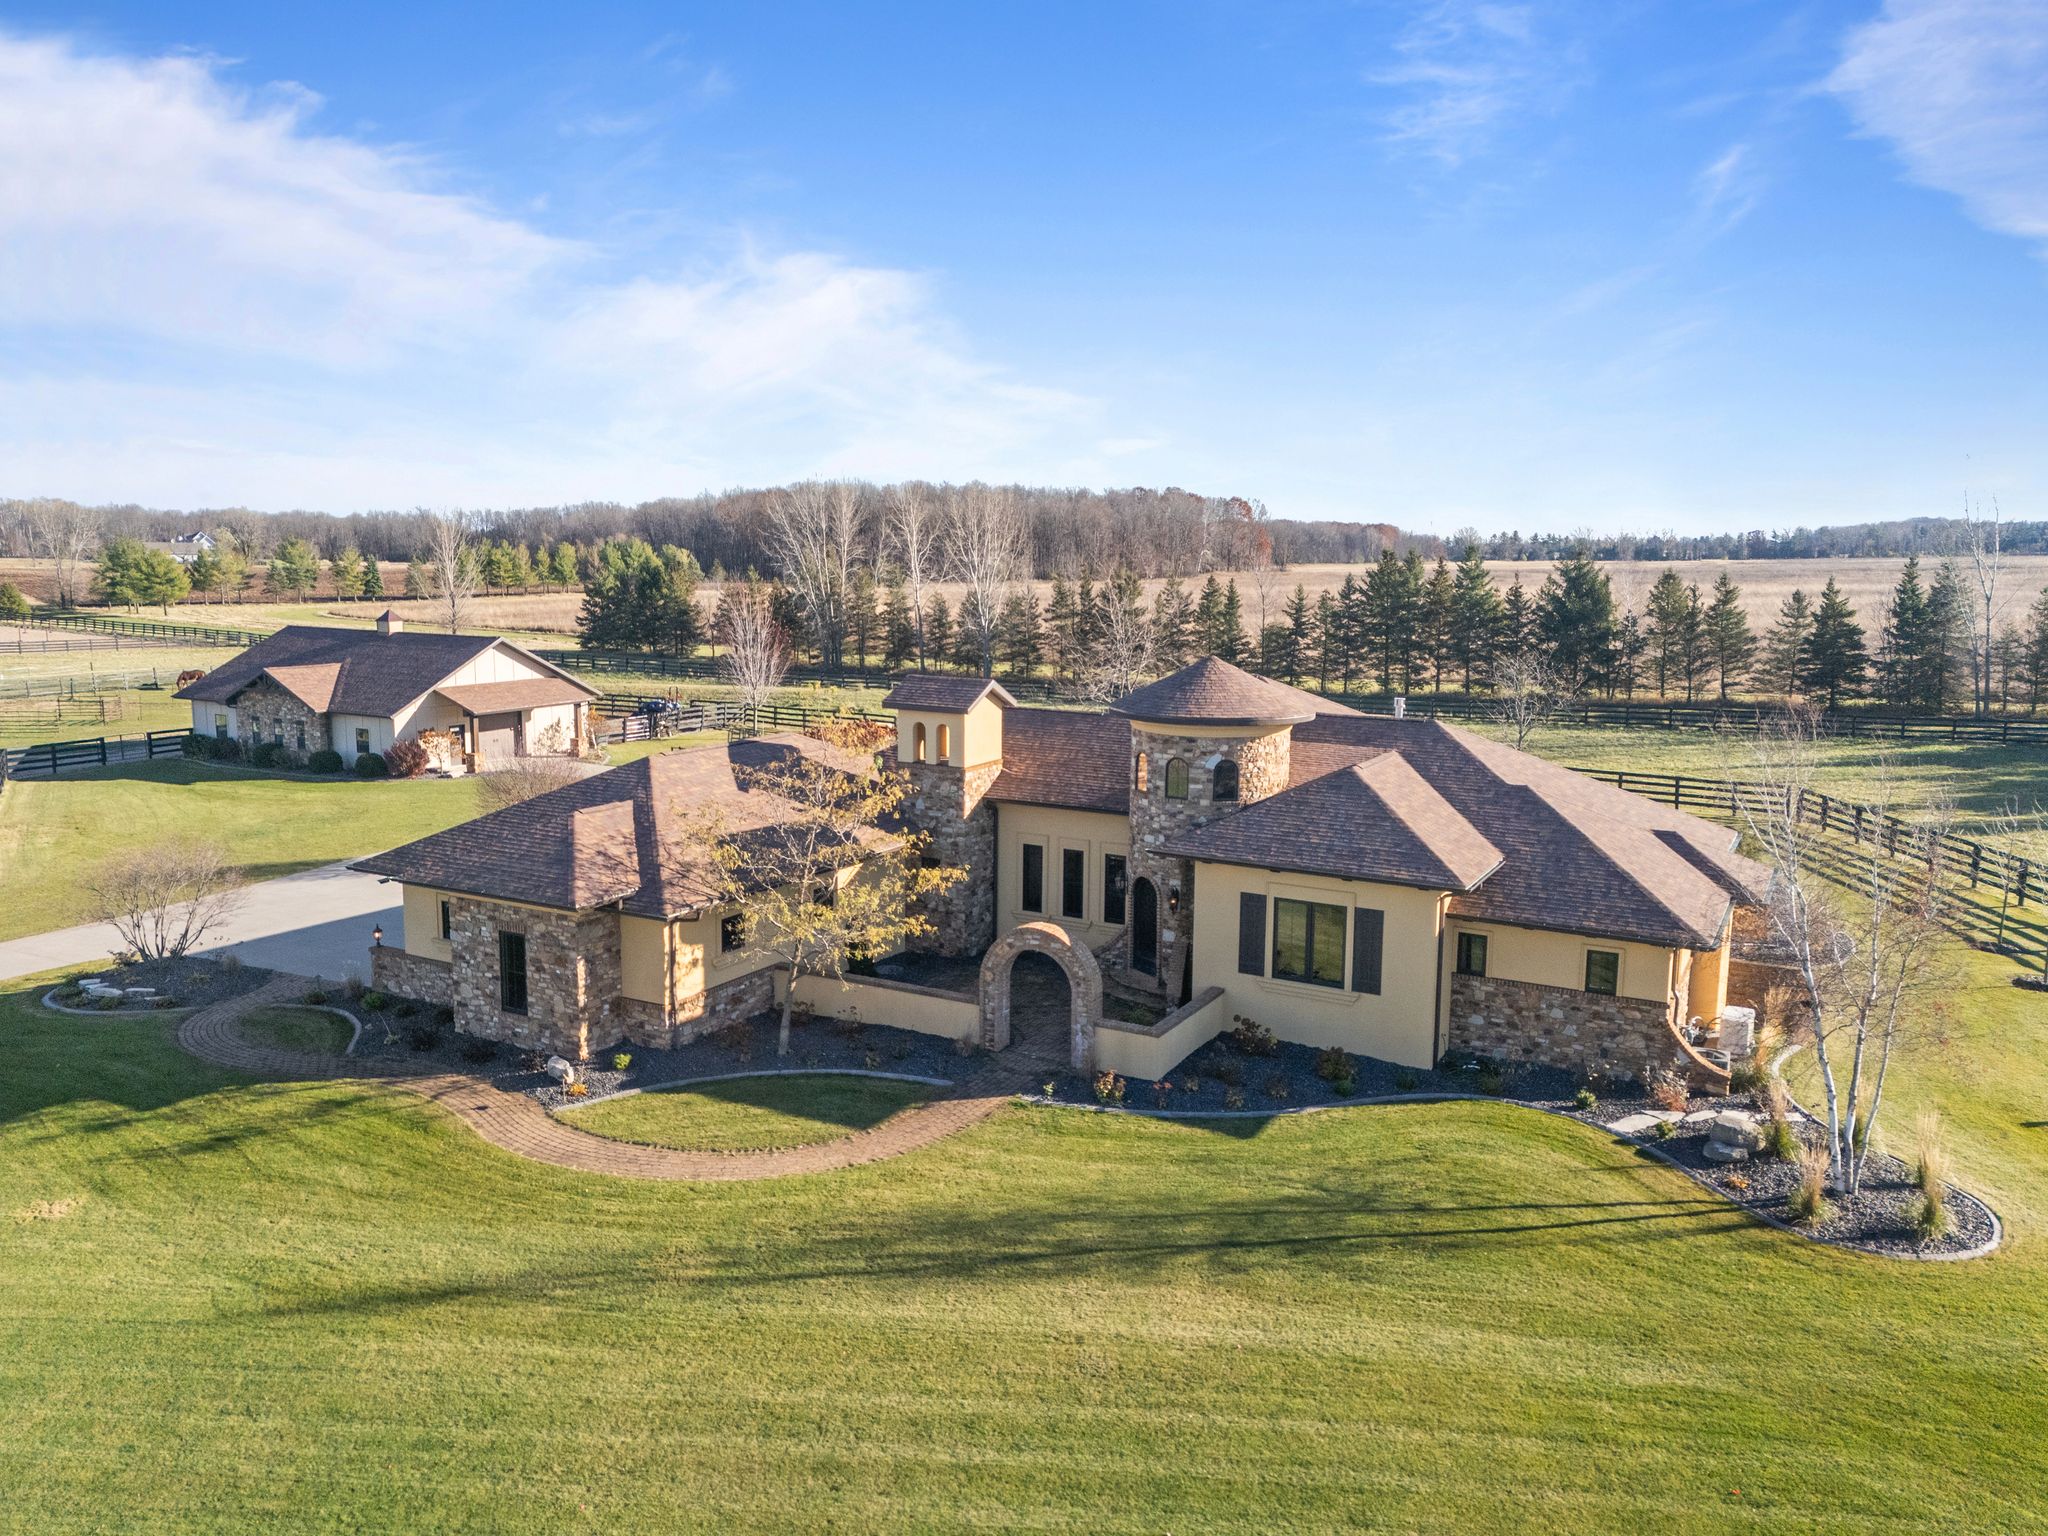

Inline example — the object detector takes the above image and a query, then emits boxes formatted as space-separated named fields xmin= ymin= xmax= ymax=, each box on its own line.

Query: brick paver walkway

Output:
xmin=176 ymin=976 xmax=1033 ymax=1182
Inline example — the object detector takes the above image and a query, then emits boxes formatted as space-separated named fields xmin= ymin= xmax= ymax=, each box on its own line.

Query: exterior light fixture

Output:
xmin=372 ymin=924 xmax=385 ymax=947
xmin=1168 ymin=885 xmax=1182 ymax=916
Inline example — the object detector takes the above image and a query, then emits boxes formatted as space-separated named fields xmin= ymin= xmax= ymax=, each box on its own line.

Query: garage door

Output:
xmin=476 ymin=712 xmax=520 ymax=764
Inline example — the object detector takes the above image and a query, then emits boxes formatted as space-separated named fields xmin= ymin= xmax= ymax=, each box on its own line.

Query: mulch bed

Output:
xmin=346 ymin=1005 xmax=966 ymax=1110
xmin=49 ymin=956 xmax=275 ymax=1013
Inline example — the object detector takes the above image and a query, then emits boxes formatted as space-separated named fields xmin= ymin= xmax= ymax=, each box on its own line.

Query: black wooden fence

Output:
xmin=27 ymin=610 xmax=268 ymax=648
xmin=0 ymin=727 xmax=192 ymax=778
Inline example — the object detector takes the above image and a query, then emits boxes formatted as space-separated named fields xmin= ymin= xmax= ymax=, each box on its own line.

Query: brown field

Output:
xmin=6 ymin=553 xmax=2047 ymax=642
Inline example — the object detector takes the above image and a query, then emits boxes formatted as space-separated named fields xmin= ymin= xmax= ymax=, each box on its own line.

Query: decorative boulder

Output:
xmin=1702 ymin=1140 xmax=1750 ymax=1163
xmin=544 ymin=1055 xmax=579 ymax=1085
xmin=1709 ymin=1111 xmax=1764 ymax=1153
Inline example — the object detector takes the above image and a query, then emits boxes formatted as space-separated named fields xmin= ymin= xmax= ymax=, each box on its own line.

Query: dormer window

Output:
xmin=913 ymin=722 xmax=927 ymax=763
xmin=1164 ymin=758 xmax=1188 ymax=800
xmin=937 ymin=723 xmax=952 ymax=764
xmin=1212 ymin=760 xmax=1240 ymax=802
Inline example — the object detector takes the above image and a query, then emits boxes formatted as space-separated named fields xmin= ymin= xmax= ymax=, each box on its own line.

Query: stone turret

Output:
xmin=881 ymin=673 xmax=1018 ymax=957
xmin=1108 ymin=658 xmax=1320 ymax=997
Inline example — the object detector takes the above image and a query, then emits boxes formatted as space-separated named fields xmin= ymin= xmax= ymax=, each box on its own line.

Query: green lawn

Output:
xmin=0 ymin=936 xmax=2043 ymax=1533
xmin=236 ymin=1004 xmax=355 ymax=1054
xmin=0 ymin=759 xmax=482 ymax=941
xmin=0 ymin=686 xmax=202 ymax=748
xmin=560 ymin=1073 xmax=934 ymax=1152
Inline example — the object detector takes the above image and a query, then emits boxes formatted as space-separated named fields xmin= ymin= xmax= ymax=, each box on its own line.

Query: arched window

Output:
xmin=937 ymin=723 xmax=952 ymax=764
xmin=913 ymin=722 xmax=927 ymax=763
xmin=1212 ymin=759 xmax=1240 ymax=802
xmin=1164 ymin=757 xmax=1189 ymax=800
xmin=1135 ymin=753 xmax=1149 ymax=792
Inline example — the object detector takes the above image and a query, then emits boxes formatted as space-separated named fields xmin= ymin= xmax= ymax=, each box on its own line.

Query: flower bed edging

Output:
xmin=41 ymin=990 xmax=194 ymax=1018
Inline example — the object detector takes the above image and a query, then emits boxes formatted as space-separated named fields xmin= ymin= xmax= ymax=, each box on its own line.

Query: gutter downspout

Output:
xmin=1431 ymin=894 xmax=1449 ymax=1065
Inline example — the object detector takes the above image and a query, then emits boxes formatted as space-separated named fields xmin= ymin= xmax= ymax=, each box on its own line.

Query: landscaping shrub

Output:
xmin=1263 ymin=1073 xmax=1290 ymax=1103
xmin=1914 ymin=1192 xmax=1949 ymax=1241
xmin=181 ymin=733 xmax=209 ymax=759
xmin=612 ymin=1052 xmax=633 ymax=1072
xmin=1727 ymin=1057 xmax=1765 ymax=1093
xmin=341 ymin=977 xmax=365 ymax=1002
xmin=353 ymin=751 xmax=390 ymax=779
xmin=384 ymin=740 xmax=429 ymax=779
xmin=1652 ymin=1119 xmax=1675 ymax=1141
xmin=1151 ymin=1079 xmax=1172 ymax=1108
xmin=404 ymin=1023 xmax=441 ymax=1052
xmin=459 ymin=1038 xmax=496 ymax=1065
xmin=1223 ymin=1086 xmax=1246 ymax=1110
xmin=1092 ymin=1071 xmax=1126 ymax=1105
xmin=307 ymin=748 xmax=344 ymax=774
xmin=1313 ymin=1045 xmax=1352 ymax=1082
xmin=1330 ymin=1069 xmax=1356 ymax=1097
xmin=1574 ymin=1087 xmax=1599 ymax=1111
xmin=303 ymin=988 xmax=329 ymax=1005
xmin=1912 ymin=1110 xmax=1949 ymax=1238
xmin=361 ymin=990 xmax=388 ymax=1011
xmin=1394 ymin=1070 xmax=1419 ymax=1092
xmin=1179 ymin=1073 xmax=1200 ymax=1094
xmin=210 ymin=735 xmax=243 ymax=763
xmin=1210 ymin=1059 xmax=1244 ymax=1088
xmin=565 ymin=1081 xmax=590 ymax=1098
xmin=1475 ymin=1061 xmax=1507 ymax=1096
xmin=247 ymin=741 xmax=281 ymax=768
xmin=1650 ymin=1074 xmax=1689 ymax=1114
xmin=1762 ymin=1117 xmax=1800 ymax=1161
xmin=0 ymin=580 xmax=30 ymax=620
xmin=1228 ymin=1016 xmax=1278 ymax=1057
xmin=1789 ymin=1143 xmax=1831 ymax=1224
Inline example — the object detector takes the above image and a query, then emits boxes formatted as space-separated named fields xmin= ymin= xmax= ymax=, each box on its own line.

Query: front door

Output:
xmin=1131 ymin=878 xmax=1157 ymax=976
xmin=476 ymin=712 xmax=520 ymax=764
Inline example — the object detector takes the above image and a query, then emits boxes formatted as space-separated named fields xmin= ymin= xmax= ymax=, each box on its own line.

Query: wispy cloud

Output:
xmin=1828 ymin=0 xmax=2048 ymax=256
xmin=1688 ymin=142 xmax=1761 ymax=238
xmin=0 ymin=31 xmax=1090 ymax=506
xmin=1372 ymin=2 xmax=1583 ymax=166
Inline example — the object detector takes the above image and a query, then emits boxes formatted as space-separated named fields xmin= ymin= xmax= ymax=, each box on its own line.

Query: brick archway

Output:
xmin=978 ymin=921 xmax=1103 ymax=1070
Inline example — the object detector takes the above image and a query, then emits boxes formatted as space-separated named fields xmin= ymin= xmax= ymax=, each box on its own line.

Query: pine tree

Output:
xmin=1419 ymin=557 xmax=1456 ymax=692
xmin=1194 ymin=576 xmax=1228 ymax=659
xmin=1761 ymin=589 xmax=1814 ymax=697
xmin=1450 ymin=544 xmax=1502 ymax=691
xmin=551 ymin=543 xmax=580 ymax=588
xmin=1704 ymin=573 xmax=1755 ymax=699
xmin=508 ymin=543 xmax=537 ymax=593
xmin=880 ymin=574 xmax=917 ymax=669
xmin=265 ymin=537 xmax=321 ymax=601
xmin=846 ymin=567 xmax=879 ymax=667
xmin=483 ymin=542 xmax=518 ymax=593
xmin=329 ymin=546 xmax=365 ymax=601
xmin=186 ymin=546 xmax=224 ymax=602
xmin=951 ymin=593 xmax=987 ymax=673
xmin=1880 ymin=555 xmax=1932 ymax=708
xmin=1613 ymin=610 xmax=1649 ymax=699
xmin=1218 ymin=580 xmax=1249 ymax=664
xmin=997 ymin=590 xmax=1043 ymax=678
xmin=1331 ymin=573 xmax=1363 ymax=690
xmin=404 ymin=557 xmax=433 ymax=600
xmin=923 ymin=595 xmax=954 ymax=670
xmin=1646 ymin=568 xmax=1691 ymax=697
xmin=1672 ymin=582 xmax=1709 ymax=702
xmin=359 ymin=557 xmax=384 ymax=600
xmin=1276 ymin=584 xmax=1312 ymax=684
xmin=2018 ymin=588 xmax=2048 ymax=715
xmin=1925 ymin=559 xmax=1972 ymax=713
xmin=1498 ymin=578 xmax=1533 ymax=668
xmin=1151 ymin=576 xmax=1195 ymax=669
xmin=1314 ymin=592 xmax=1340 ymax=691
xmin=1044 ymin=577 xmax=1081 ymax=683
xmin=1805 ymin=577 xmax=1868 ymax=709
xmin=1535 ymin=552 xmax=1616 ymax=695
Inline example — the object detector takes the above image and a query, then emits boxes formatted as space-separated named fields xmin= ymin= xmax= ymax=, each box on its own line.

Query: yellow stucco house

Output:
xmin=355 ymin=657 xmax=1766 ymax=1090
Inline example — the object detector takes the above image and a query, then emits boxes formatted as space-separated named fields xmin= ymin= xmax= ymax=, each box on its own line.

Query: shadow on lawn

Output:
xmin=616 ymin=1076 xmax=927 ymax=1136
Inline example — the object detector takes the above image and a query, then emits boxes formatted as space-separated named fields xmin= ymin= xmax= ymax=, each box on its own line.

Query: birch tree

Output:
xmin=885 ymin=481 xmax=941 ymax=670
xmin=1961 ymin=495 xmax=2011 ymax=716
xmin=426 ymin=508 xmax=481 ymax=634
xmin=943 ymin=482 xmax=1025 ymax=678
xmin=717 ymin=579 xmax=789 ymax=717
xmin=1487 ymin=654 xmax=1564 ymax=750
xmin=1741 ymin=715 xmax=1957 ymax=1199
xmin=765 ymin=480 xmax=864 ymax=667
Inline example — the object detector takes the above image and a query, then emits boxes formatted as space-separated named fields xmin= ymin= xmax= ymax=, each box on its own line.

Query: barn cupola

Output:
xmin=375 ymin=609 xmax=404 ymax=636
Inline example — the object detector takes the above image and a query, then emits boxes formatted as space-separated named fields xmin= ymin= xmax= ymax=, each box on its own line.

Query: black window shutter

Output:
xmin=1352 ymin=908 xmax=1383 ymax=995
xmin=1237 ymin=893 xmax=1265 ymax=976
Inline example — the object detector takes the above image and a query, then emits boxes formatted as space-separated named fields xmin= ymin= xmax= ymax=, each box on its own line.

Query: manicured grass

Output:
xmin=0 ymin=686 xmax=201 ymax=748
xmin=0 ymin=935 xmax=2044 ymax=1534
xmin=0 ymin=759 xmax=482 ymax=941
xmin=236 ymin=1005 xmax=354 ymax=1054
xmin=560 ymin=1073 xmax=934 ymax=1152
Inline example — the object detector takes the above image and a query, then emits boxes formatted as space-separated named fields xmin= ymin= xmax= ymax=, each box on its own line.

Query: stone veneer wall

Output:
xmin=1727 ymin=957 xmax=1801 ymax=1018
xmin=369 ymin=946 xmax=453 ymax=1006
xmin=1447 ymin=971 xmax=1684 ymax=1087
xmin=900 ymin=758 xmax=1000 ymax=957
xmin=1124 ymin=724 xmax=1292 ymax=996
xmin=619 ymin=967 xmax=777 ymax=1051
xmin=449 ymin=897 xmax=621 ymax=1058
xmin=233 ymin=675 xmax=325 ymax=754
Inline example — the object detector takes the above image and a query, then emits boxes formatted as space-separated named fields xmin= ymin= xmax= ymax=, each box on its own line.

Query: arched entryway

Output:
xmin=1130 ymin=878 xmax=1158 ymax=976
xmin=978 ymin=921 xmax=1103 ymax=1070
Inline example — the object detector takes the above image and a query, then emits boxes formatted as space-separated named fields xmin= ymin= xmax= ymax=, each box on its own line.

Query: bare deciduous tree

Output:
xmin=943 ymin=482 xmax=1025 ymax=677
xmin=19 ymin=498 xmax=103 ymax=609
xmin=83 ymin=842 xmax=243 ymax=961
xmin=1080 ymin=584 xmax=1156 ymax=702
xmin=765 ymin=480 xmax=865 ymax=667
xmin=476 ymin=755 xmax=588 ymax=814
xmin=884 ymin=481 xmax=941 ymax=670
xmin=688 ymin=752 xmax=964 ymax=1057
xmin=426 ymin=508 xmax=480 ymax=634
xmin=718 ymin=580 xmax=790 ymax=716
xmin=1741 ymin=716 xmax=1957 ymax=1199
xmin=1961 ymin=494 xmax=2011 ymax=717
xmin=1487 ymin=654 xmax=1565 ymax=750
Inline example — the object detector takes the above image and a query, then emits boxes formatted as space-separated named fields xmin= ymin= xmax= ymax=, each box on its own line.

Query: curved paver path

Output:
xmin=175 ymin=976 xmax=1033 ymax=1181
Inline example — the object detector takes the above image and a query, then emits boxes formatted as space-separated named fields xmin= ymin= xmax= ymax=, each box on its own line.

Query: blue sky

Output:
xmin=1 ymin=1 xmax=2043 ymax=532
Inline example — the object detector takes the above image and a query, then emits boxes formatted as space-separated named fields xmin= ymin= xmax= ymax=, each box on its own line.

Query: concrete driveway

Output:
xmin=0 ymin=861 xmax=401 ymax=983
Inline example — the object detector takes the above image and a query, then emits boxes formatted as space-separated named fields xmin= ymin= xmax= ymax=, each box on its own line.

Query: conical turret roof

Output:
xmin=1107 ymin=656 xmax=1349 ymax=727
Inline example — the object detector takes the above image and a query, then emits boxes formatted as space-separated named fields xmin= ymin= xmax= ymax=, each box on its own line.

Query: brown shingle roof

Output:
xmin=351 ymin=734 xmax=872 ymax=918
xmin=175 ymin=625 xmax=512 ymax=718
xmin=986 ymin=708 xmax=1133 ymax=813
xmin=1163 ymin=752 xmax=1503 ymax=890
xmin=261 ymin=663 xmax=343 ymax=712
xmin=880 ymin=674 xmax=1017 ymax=711
xmin=1109 ymin=656 xmax=1359 ymax=726
xmin=436 ymin=677 xmax=596 ymax=715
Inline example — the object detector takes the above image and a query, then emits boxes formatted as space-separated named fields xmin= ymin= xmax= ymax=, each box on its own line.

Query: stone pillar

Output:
xmin=1123 ymin=724 xmax=1292 ymax=995
xmin=899 ymin=758 xmax=1000 ymax=957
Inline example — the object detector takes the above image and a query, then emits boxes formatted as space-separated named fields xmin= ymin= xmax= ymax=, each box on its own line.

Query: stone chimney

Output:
xmin=376 ymin=610 xmax=403 ymax=636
